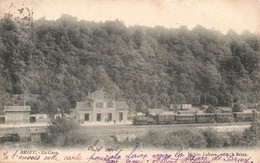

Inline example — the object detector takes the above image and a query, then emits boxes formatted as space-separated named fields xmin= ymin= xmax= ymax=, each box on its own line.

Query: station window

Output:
xmin=119 ymin=112 xmax=123 ymax=121
xmin=96 ymin=102 xmax=103 ymax=108
xmin=97 ymin=113 xmax=102 ymax=121
xmin=108 ymin=113 xmax=112 ymax=121
xmin=85 ymin=113 xmax=89 ymax=121
xmin=107 ymin=102 xmax=113 ymax=108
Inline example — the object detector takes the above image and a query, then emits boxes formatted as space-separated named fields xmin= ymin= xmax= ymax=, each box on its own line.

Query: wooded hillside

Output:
xmin=0 ymin=14 xmax=259 ymax=114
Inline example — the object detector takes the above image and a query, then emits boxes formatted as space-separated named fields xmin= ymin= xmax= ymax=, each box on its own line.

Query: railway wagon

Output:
xmin=176 ymin=114 xmax=196 ymax=123
xmin=196 ymin=113 xmax=215 ymax=123
xmin=157 ymin=114 xmax=176 ymax=124
xmin=215 ymin=113 xmax=233 ymax=123
xmin=233 ymin=112 xmax=254 ymax=122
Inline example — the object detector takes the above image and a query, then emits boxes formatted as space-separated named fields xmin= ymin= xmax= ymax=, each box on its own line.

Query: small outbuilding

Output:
xmin=29 ymin=127 xmax=49 ymax=142
xmin=4 ymin=106 xmax=31 ymax=124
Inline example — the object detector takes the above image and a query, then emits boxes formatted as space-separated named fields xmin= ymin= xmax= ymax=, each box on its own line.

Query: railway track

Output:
xmin=0 ymin=121 xmax=251 ymax=130
xmin=83 ymin=121 xmax=251 ymax=129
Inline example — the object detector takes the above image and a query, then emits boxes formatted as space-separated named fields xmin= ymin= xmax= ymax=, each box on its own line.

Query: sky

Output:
xmin=0 ymin=0 xmax=260 ymax=34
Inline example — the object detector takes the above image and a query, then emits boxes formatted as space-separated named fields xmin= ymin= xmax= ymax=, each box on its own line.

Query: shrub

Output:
xmin=141 ymin=130 xmax=162 ymax=147
xmin=134 ymin=128 xmax=207 ymax=149
xmin=45 ymin=116 xmax=91 ymax=146
xmin=243 ymin=118 xmax=260 ymax=146
xmin=205 ymin=105 xmax=215 ymax=113
xmin=232 ymin=103 xmax=244 ymax=112
xmin=202 ymin=128 xmax=231 ymax=147
xmin=226 ymin=132 xmax=245 ymax=146
xmin=165 ymin=129 xmax=207 ymax=148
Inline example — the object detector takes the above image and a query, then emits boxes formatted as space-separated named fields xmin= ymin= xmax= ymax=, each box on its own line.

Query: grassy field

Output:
xmin=82 ymin=123 xmax=251 ymax=138
xmin=0 ymin=122 xmax=253 ymax=149
xmin=81 ymin=123 xmax=252 ymax=149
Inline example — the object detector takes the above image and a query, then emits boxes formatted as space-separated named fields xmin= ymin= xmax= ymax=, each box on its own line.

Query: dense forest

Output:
xmin=0 ymin=14 xmax=259 ymax=114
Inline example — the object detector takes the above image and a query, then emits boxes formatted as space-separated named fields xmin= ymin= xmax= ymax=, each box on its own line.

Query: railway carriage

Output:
xmin=196 ymin=113 xmax=215 ymax=123
xmin=215 ymin=113 xmax=233 ymax=123
xmin=132 ymin=110 xmax=258 ymax=125
xmin=176 ymin=114 xmax=196 ymax=123
xmin=157 ymin=113 xmax=176 ymax=124
xmin=233 ymin=112 xmax=254 ymax=122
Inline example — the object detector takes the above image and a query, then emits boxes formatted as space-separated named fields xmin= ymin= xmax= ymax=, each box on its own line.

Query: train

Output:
xmin=133 ymin=111 xmax=260 ymax=125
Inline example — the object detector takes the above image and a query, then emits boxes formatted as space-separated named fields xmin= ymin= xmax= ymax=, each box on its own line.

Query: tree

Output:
xmin=243 ymin=114 xmax=260 ymax=146
xmin=140 ymin=93 xmax=151 ymax=107
xmin=46 ymin=116 xmax=91 ymax=146
xmin=0 ymin=15 xmax=260 ymax=116
xmin=224 ymin=93 xmax=233 ymax=107
xmin=174 ymin=93 xmax=186 ymax=104
xmin=232 ymin=103 xmax=244 ymax=112
xmin=205 ymin=105 xmax=215 ymax=113
xmin=136 ymin=99 xmax=148 ymax=114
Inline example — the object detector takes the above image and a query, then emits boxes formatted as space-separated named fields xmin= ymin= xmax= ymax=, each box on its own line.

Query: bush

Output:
xmin=205 ymin=105 xmax=215 ymax=113
xmin=137 ymin=131 xmax=160 ymax=148
xmin=132 ymin=128 xmax=207 ymax=149
xmin=232 ymin=103 xmax=244 ymax=112
xmin=226 ymin=132 xmax=245 ymax=146
xmin=202 ymin=128 xmax=231 ymax=147
xmin=243 ymin=118 xmax=260 ymax=146
xmin=166 ymin=129 xmax=207 ymax=148
xmin=45 ymin=116 xmax=91 ymax=146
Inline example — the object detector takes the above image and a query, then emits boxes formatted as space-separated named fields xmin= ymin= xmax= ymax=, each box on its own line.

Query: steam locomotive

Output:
xmin=133 ymin=111 xmax=260 ymax=125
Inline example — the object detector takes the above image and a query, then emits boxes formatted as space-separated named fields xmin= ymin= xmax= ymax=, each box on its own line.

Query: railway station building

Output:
xmin=75 ymin=90 xmax=128 ymax=123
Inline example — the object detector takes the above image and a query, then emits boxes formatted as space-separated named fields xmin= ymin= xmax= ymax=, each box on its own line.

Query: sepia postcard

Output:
xmin=0 ymin=0 xmax=260 ymax=162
